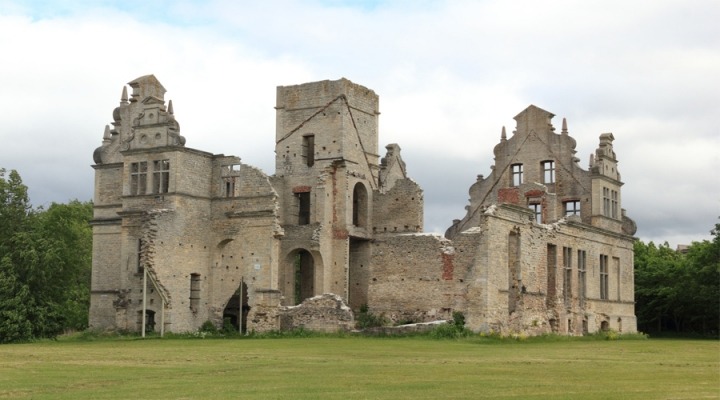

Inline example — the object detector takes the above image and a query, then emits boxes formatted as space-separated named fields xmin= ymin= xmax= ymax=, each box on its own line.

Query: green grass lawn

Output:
xmin=0 ymin=336 xmax=718 ymax=399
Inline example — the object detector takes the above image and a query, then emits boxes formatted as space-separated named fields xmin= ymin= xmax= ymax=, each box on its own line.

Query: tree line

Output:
xmin=0 ymin=169 xmax=92 ymax=343
xmin=0 ymin=168 xmax=717 ymax=342
xmin=634 ymin=223 xmax=719 ymax=336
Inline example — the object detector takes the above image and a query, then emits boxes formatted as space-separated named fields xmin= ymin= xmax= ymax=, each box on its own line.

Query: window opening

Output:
xmin=511 ymin=163 xmax=523 ymax=186
xmin=542 ymin=160 xmax=555 ymax=183
xmin=130 ymin=162 xmax=147 ymax=195
xmin=153 ymin=160 xmax=170 ymax=194
xmin=303 ymin=135 xmax=315 ymax=167
xmin=298 ymin=192 xmax=311 ymax=225
xmin=546 ymin=244 xmax=557 ymax=308
xmin=190 ymin=273 xmax=201 ymax=311
xmin=614 ymin=256 xmax=621 ymax=300
xmin=529 ymin=203 xmax=542 ymax=224
xmin=577 ymin=250 xmax=586 ymax=307
xmin=611 ymin=190 xmax=618 ymax=219
xmin=508 ymin=231 xmax=521 ymax=314
xmin=225 ymin=180 xmax=235 ymax=197
xmin=563 ymin=246 xmax=572 ymax=307
xmin=352 ymin=183 xmax=368 ymax=227
xmin=600 ymin=254 xmax=609 ymax=300
xmin=564 ymin=200 xmax=580 ymax=217
xmin=221 ymin=164 xmax=241 ymax=197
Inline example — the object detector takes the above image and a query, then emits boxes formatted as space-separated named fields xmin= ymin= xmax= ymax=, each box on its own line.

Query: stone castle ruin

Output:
xmin=90 ymin=75 xmax=637 ymax=335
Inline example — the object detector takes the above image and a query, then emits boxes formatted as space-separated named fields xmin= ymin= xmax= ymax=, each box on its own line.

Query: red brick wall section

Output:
xmin=442 ymin=252 xmax=454 ymax=281
xmin=498 ymin=187 xmax=520 ymax=204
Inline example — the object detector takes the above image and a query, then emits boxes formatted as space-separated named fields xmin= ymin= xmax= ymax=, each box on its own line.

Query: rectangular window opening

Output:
xmin=611 ymin=190 xmax=618 ymax=219
xmin=511 ymin=163 xmax=523 ymax=186
xmin=298 ymin=192 xmax=311 ymax=225
xmin=563 ymin=246 xmax=572 ymax=307
xmin=529 ymin=203 xmax=542 ymax=224
xmin=190 ymin=273 xmax=201 ymax=311
xmin=130 ymin=161 xmax=147 ymax=195
xmin=153 ymin=160 xmax=170 ymax=194
xmin=303 ymin=135 xmax=315 ymax=167
xmin=564 ymin=200 xmax=580 ymax=217
xmin=546 ymin=244 xmax=557 ymax=308
xmin=603 ymin=187 xmax=611 ymax=217
xmin=577 ymin=250 xmax=586 ymax=307
xmin=600 ymin=254 xmax=609 ymax=300
xmin=542 ymin=160 xmax=555 ymax=184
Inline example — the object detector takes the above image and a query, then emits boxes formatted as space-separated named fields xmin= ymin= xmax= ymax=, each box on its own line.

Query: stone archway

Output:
xmin=281 ymin=249 xmax=323 ymax=306
xmin=352 ymin=182 xmax=368 ymax=227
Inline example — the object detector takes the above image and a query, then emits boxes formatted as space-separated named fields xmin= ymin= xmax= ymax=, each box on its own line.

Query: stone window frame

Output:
xmin=563 ymin=246 xmax=572 ymax=307
xmin=541 ymin=160 xmax=555 ymax=184
xmin=130 ymin=161 xmax=148 ymax=196
xmin=221 ymin=164 xmax=241 ymax=198
xmin=599 ymin=254 xmax=609 ymax=300
xmin=302 ymin=134 xmax=315 ymax=167
xmin=511 ymin=163 xmax=523 ymax=186
xmin=152 ymin=159 xmax=170 ymax=194
xmin=577 ymin=249 xmax=587 ymax=307
xmin=564 ymin=200 xmax=581 ymax=217
xmin=297 ymin=192 xmax=311 ymax=225
xmin=189 ymin=273 xmax=201 ymax=312
xmin=528 ymin=202 xmax=542 ymax=224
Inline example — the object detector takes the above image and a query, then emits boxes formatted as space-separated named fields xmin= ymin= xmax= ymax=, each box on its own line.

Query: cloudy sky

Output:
xmin=1 ymin=0 xmax=718 ymax=247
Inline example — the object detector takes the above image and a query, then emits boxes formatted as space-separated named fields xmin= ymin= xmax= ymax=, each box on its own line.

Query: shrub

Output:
xmin=356 ymin=304 xmax=388 ymax=329
xmin=199 ymin=320 xmax=218 ymax=334
xmin=429 ymin=322 xmax=473 ymax=339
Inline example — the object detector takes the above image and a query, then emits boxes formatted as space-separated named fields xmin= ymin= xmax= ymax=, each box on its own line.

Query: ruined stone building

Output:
xmin=89 ymin=75 xmax=637 ymax=335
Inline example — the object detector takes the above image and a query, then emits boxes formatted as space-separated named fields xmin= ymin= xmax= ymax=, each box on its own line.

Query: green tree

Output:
xmin=634 ymin=220 xmax=720 ymax=336
xmin=681 ymin=221 xmax=720 ymax=334
xmin=0 ymin=169 xmax=93 ymax=342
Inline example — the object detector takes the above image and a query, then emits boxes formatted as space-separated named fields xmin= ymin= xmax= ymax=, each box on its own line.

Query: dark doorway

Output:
xmin=137 ymin=310 xmax=156 ymax=333
xmin=223 ymin=281 xmax=249 ymax=333
xmin=294 ymin=250 xmax=314 ymax=305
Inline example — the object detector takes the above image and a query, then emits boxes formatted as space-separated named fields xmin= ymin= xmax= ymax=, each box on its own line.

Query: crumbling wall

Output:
xmin=367 ymin=233 xmax=477 ymax=324
xmin=279 ymin=293 xmax=354 ymax=332
xmin=372 ymin=179 xmax=423 ymax=234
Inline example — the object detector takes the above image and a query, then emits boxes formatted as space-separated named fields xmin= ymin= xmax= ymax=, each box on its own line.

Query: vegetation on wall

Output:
xmin=0 ymin=169 xmax=92 ymax=343
xmin=634 ymin=220 xmax=720 ymax=337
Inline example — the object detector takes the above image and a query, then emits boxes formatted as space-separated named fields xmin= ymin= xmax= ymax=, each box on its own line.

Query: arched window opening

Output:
xmin=352 ymin=183 xmax=368 ymax=227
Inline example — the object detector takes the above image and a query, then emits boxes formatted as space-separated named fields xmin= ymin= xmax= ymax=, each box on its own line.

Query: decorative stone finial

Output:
xmin=121 ymin=86 xmax=128 ymax=103
xmin=501 ymin=126 xmax=507 ymax=141
xmin=561 ymin=118 xmax=568 ymax=135
xmin=589 ymin=153 xmax=594 ymax=168
xmin=103 ymin=124 xmax=111 ymax=141
xmin=168 ymin=100 xmax=174 ymax=115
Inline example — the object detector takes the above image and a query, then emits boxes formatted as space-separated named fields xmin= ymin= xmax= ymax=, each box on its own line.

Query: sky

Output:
xmin=0 ymin=0 xmax=718 ymax=247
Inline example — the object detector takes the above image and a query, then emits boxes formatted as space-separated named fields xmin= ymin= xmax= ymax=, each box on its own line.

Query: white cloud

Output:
xmin=0 ymin=0 xmax=718 ymax=248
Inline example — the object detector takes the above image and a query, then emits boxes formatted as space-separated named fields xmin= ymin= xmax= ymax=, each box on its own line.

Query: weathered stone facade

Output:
xmin=89 ymin=75 xmax=637 ymax=335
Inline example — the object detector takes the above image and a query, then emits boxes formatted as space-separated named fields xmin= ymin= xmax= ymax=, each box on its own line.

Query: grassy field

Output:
xmin=0 ymin=335 xmax=717 ymax=399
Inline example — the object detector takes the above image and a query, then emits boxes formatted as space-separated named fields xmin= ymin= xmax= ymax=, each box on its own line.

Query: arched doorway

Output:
xmin=222 ymin=280 xmax=249 ymax=333
xmin=600 ymin=320 xmax=610 ymax=331
xmin=281 ymin=249 xmax=317 ymax=306
xmin=352 ymin=182 xmax=368 ymax=227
